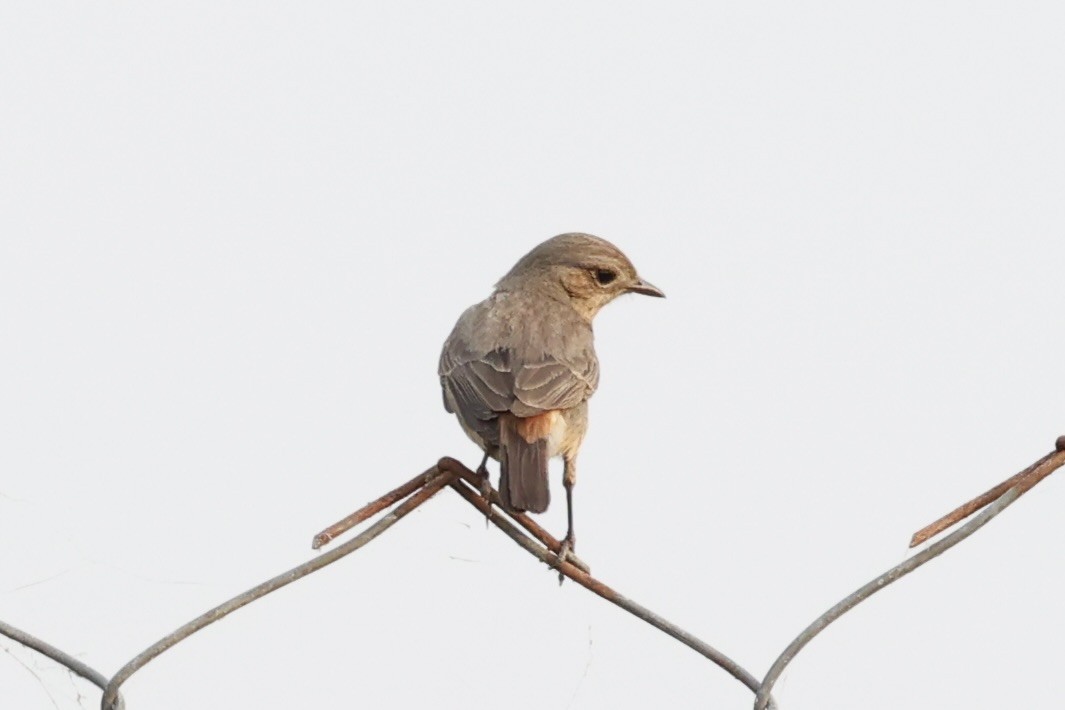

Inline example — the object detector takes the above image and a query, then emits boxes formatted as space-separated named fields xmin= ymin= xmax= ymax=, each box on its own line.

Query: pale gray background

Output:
xmin=2 ymin=2 xmax=1063 ymax=709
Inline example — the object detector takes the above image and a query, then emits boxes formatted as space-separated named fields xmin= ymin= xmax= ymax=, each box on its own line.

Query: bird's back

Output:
xmin=438 ymin=288 xmax=599 ymax=453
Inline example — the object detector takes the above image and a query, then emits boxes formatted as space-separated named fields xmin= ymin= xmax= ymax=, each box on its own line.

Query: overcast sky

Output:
xmin=2 ymin=3 xmax=1064 ymax=709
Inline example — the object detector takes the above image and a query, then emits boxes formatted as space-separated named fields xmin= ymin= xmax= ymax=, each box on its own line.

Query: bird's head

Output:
xmin=497 ymin=233 xmax=664 ymax=320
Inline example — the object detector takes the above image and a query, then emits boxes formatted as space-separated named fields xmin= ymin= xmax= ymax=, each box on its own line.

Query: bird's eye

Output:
xmin=593 ymin=269 xmax=617 ymax=285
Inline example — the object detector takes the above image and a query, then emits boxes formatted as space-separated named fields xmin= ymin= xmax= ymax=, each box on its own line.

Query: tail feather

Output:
xmin=499 ymin=416 xmax=550 ymax=513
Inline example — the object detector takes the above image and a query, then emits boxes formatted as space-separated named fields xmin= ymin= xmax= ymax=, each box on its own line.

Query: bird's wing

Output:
xmin=439 ymin=300 xmax=598 ymax=421
xmin=509 ymin=356 xmax=598 ymax=416
xmin=439 ymin=345 xmax=512 ymax=421
xmin=440 ymin=345 xmax=597 ymax=420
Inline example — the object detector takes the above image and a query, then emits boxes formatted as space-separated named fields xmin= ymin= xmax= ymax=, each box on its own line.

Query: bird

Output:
xmin=438 ymin=232 xmax=664 ymax=568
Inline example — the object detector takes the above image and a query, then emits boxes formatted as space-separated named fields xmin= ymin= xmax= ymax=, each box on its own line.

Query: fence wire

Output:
xmin=3 ymin=437 xmax=1064 ymax=710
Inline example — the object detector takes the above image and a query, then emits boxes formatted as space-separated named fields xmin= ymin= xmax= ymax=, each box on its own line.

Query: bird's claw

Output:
xmin=554 ymin=535 xmax=576 ymax=585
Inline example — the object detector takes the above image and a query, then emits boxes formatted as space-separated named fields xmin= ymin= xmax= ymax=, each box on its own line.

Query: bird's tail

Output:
xmin=498 ymin=414 xmax=550 ymax=514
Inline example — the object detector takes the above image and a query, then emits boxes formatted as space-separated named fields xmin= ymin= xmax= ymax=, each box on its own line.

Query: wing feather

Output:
xmin=438 ymin=294 xmax=599 ymax=437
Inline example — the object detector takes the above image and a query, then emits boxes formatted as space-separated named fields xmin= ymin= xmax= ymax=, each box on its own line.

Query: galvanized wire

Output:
xmin=0 ymin=618 xmax=123 ymax=710
xmin=0 ymin=441 xmax=1061 ymax=710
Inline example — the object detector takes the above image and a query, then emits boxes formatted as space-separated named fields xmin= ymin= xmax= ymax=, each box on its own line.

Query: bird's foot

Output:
xmin=553 ymin=533 xmax=576 ymax=586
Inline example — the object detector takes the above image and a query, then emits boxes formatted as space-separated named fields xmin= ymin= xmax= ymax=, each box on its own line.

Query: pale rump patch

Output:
xmin=514 ymin=410 xmax=568 ymax=456
xmin=515 ymin=410 xmax=559 ymax=442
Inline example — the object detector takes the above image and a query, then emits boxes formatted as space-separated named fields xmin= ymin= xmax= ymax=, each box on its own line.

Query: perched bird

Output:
xmin=438 ymin=233 xmax=664 ymax=564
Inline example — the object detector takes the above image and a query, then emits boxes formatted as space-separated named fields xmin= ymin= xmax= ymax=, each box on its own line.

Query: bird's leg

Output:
xmin=555 ymin=454 xmax=578 ymax=584
xmin=475 ymin=449 xmax=491 ymax=494
xmin=476 ymin=449 xmax=492 ymax=527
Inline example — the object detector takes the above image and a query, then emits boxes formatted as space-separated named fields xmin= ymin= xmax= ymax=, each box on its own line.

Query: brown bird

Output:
xmin=438 ymin=233 xmax=664 ymax=565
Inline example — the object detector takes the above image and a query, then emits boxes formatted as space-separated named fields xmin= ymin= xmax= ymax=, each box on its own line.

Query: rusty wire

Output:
xmin=99 ymin=467 xmax=457 ymax=710
xmin=0 ymin=438 xmax=1062 ymax=710
xmin=444 ymin=470 xmax=771 ymax=704
xmin=755 ymin=440 xmax=1065 ymax=710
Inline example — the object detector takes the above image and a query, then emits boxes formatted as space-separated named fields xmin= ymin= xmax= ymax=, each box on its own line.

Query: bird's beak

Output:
xmin=628 ymin=277 xmax=665 ymax=298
